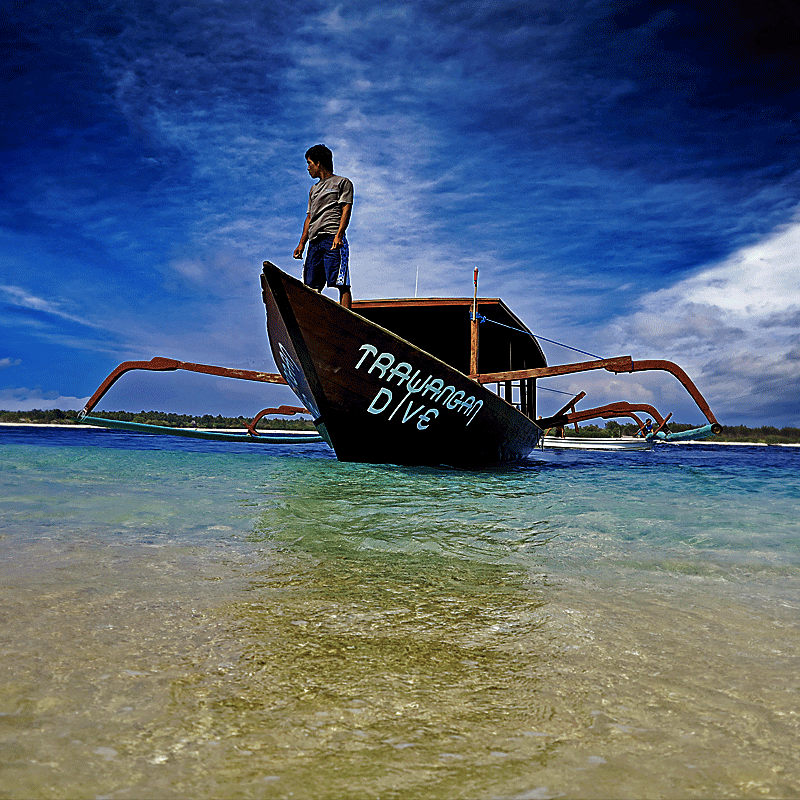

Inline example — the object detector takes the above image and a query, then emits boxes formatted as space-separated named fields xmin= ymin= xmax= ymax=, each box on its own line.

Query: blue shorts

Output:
xmin=304 ymin=235 xmax=350 ymax=290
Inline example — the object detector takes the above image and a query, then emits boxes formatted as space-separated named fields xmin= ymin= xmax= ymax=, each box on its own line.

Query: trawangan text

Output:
xmin=355 ymin=344 xmax=483 ymax=430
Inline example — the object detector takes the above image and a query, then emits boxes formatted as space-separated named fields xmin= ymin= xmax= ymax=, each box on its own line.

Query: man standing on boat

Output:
xmin=293 ymin=144 xmax=353 ymax=309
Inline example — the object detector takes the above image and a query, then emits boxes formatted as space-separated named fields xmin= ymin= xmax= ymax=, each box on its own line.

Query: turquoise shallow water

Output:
xmin=1 ymin=426 xmax=799 ymax=798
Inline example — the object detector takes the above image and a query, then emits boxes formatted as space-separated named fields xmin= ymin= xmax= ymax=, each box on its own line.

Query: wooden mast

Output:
xmin=470 ymin=267 xmax=479 ymax=376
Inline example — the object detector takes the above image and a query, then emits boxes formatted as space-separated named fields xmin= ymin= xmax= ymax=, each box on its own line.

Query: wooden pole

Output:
xmin=470 ymin=267 xmax=479 ymax=376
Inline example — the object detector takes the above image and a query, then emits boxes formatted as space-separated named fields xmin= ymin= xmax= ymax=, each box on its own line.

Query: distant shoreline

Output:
xmin=0 ymin=422 xmax=321 ymax=435
xmin=2 ymin=421 xmax=797 ymax=446
xmin=2 ymin=413 xmax=798 ymax=444
xmin=671 ymin=439 xmax=799 ymax=448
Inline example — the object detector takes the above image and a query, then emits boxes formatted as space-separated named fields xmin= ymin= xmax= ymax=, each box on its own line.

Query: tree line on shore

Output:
xmin=1 ymin=408 xmax=798 ymax=442
xmin=0 ymin=409 xmax=315 ymax=431
xmin=548 ymin=420 xmax=800 ymax=444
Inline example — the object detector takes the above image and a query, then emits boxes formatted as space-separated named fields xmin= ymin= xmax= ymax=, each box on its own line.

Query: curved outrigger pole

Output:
xmin=541 ymin=390 xmax=669 ymax=431
xmin=80 ymin=356 xmax=288 ymax=416
xmin=77 ymin=357 xmax=319 ymax=442
xmin=562 ymin=401 xmax=668 ymax=429
xmin=473 ymin=355 xmax=722 ymax=439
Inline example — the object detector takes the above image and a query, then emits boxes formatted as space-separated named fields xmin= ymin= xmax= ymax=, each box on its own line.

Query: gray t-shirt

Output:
xmin=307 ymin=175 xmax=354 ymax=240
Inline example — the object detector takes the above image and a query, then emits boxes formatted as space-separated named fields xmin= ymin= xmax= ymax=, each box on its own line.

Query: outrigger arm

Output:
xmin=472 ymin=355 xmax=722 ymax=434
xmin=77 ymin=357 xmax=313 ymax=442
xmin=563 ymin=401 xmax=667 ymax=429
xmin=80 ymin=356 xmax=288 ymax=417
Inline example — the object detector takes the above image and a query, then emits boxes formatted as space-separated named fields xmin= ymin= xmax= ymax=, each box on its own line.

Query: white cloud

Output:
xmin=602 ymin=216 xmax=800 ymax=425
xmin=0 ymin=357 xmax=22 ymax=369
xmin=0 ymin=388 xmax=90 ymax=412
xmin=663 ymin=227 xmax=800 ymax=317
xmin=0 ymin=285 xmax=104 ymax=329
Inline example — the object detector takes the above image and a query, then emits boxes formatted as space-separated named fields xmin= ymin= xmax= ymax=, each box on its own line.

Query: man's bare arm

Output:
xmin=294 ymin=214 xmax=311 ymax=259
xmin=332 ymin=203 xmax=352 ymax=250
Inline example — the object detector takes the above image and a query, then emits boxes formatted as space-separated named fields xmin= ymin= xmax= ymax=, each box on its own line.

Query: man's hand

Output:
xmin=331 ymin=234 xmax=343 ymax=250
xmin=293 ymin=244 xmax=304 ymax=259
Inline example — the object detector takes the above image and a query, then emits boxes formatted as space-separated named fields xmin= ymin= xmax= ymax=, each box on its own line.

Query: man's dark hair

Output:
xmin=305 ymin=144 xmax=334 ymax=172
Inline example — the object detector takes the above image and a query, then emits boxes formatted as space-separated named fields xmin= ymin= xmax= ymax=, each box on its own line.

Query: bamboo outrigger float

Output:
xmin=79 ymin=261 xmax=721 ymax=464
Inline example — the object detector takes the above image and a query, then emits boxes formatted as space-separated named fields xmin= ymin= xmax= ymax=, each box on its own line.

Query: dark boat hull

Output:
xmin=261 ymin=262 xmax=542 ymax=467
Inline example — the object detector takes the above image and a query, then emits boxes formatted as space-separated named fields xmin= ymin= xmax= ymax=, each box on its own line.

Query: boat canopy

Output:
xmin=351 ymin=298 xmax=547 ymax=376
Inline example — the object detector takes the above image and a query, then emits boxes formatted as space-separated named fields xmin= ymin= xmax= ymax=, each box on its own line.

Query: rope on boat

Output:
xmin=471 ymin=313 xmax=604 ymax=360
xmin=539 ymin=386 xmax=579 ymax=396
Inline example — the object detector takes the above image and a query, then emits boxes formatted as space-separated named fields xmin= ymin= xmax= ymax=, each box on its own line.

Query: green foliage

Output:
xmin=0 ymin=409 xmax=315 ymax=430
xmin=0 ymin=409 xmax=80 ymax=424
xmin=717 ymin=425 xmax=800 ymax=444
xmin=544 ymin=418 xmax=800 ymax=443
xmin=2 ymin=409 xmax=798 ymax=442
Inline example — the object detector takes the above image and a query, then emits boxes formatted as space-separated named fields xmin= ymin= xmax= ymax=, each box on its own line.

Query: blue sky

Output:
xmin=2 ymin=0 xmax=799 ymax=426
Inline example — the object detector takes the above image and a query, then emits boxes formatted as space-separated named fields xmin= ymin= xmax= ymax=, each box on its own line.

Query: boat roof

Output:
xmin=351 ymin=297 xmax=547 ymax=375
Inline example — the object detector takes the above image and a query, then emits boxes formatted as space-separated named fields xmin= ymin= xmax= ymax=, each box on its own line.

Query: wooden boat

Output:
xmin=259 ymin=261 xmax=721 ymax=466
xmin=78 ymin=261 xmax=722 ymax=466
xmin=260 ymin=262 xmax=552 ymax=466
xmin=541 ymin=435 xmax=654 ymax=451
